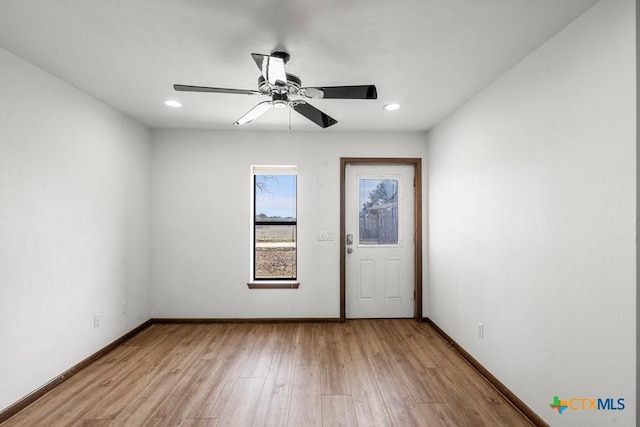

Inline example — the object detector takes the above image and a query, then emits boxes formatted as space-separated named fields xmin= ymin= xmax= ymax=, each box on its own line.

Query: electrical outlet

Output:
xmin=478 ymin=322 xmax=484 ymax=339
xmin=94 ymin=314 xmax=101 ymax=328
xmin=121 ymin=301 xmax=127 ymax=315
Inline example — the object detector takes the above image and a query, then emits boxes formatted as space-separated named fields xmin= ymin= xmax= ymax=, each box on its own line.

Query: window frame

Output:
xmin=249 ymin=166 xmax=300 ymax=288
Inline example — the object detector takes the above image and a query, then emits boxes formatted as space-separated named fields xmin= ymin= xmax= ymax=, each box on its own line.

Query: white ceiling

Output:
xmin=0 ymin=0 xmax=599 ymax=132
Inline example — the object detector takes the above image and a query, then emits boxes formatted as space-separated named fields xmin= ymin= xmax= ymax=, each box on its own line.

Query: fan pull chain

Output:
xmin=288 ymin=104 xmax=292 ymax=135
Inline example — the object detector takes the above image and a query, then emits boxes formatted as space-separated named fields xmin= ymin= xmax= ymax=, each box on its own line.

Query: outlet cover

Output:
xmin=121 ymin=301 xmax=127 ymax=315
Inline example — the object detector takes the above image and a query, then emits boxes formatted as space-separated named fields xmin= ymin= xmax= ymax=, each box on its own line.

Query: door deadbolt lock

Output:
xmin=346 ymin=234 xmax=353 ymax=245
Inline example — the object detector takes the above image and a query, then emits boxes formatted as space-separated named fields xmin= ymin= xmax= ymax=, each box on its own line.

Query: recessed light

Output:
xmin=383 ymin=103 xmax=401 ymax=111
xmin=164 ymin=100 xmax=182 ymax=108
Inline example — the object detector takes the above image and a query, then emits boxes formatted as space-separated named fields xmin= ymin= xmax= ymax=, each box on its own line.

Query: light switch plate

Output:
xmin=317 ymin=231 xmax=335 ymax=241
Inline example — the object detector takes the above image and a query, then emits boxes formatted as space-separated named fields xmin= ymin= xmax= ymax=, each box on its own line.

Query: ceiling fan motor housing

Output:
xmin=258 ymin=73 xmax=301 ymax=95
xmin=270 ymin=50 xmax=290 ymax=64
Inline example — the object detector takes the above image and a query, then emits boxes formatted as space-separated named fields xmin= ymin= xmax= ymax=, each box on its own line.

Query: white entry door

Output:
xmin=345 ymin=164 xmax=415 ymax=318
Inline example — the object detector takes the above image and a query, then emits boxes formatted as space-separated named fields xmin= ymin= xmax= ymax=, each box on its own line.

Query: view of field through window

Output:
xmin=254 ymin=174 xmax=297 ymax=279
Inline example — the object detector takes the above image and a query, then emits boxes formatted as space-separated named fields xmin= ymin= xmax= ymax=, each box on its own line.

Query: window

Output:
xmin=251 ymin=166 xmax=297 ymax=283
xmin=359 ymin=178 xmax=399 ymax=245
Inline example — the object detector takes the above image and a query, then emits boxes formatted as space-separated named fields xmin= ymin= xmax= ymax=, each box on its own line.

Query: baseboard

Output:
xmin=0 ymin=320 xmax=152 ymax=424
xmin=1 ymin=316 xmax=339 ymax=422
xmin=151 ymin=317 xmax=341 ymax=324
xmin=423 ymin=317 xmax=549 ymax=427
xmin=3 ymin=317 xmax=541 ymax=425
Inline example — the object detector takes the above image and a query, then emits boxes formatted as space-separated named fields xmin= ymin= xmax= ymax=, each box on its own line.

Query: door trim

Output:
xmin=340 ymin=157 xmax=422 ymax=322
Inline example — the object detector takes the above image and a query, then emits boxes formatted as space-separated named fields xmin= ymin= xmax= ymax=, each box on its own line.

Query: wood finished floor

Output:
xmin=3 ymin=320 xmax=533 ymax=426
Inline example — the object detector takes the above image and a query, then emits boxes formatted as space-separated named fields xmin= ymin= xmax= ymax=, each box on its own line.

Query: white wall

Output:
xmin=0 ymin=48 xmax=151 ymax=412
xmin=426 ymin=1 xmax=635 ymax=426
xmin=150 ymin=130 xmax=427 ymax=318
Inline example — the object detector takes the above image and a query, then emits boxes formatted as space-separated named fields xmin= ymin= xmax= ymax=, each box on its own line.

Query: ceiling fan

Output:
xmin=174 ymin=51 xmax=377 ymax=128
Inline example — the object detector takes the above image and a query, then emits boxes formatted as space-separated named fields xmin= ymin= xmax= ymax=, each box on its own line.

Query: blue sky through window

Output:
xmin=255 ymin=175 xmax=297 ymax=219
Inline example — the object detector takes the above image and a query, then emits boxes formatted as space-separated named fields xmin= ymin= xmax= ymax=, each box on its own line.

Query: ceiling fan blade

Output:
xmin=266 ymin=56 xmax=287 ymax=86
xmin=251 ymin=53 xmax=287 ymax=86
xmin=302 ymin=85 xmax=377 ymax=99
xmin=174 ymin=84 xmax=260 ymax=95
xmin=293 ymin=102 xmax=338 ymax=128
xmin=234 ymin=101 xmax=273 ymax=126
xmin=251 ymin=53 xmax=267 ymax=71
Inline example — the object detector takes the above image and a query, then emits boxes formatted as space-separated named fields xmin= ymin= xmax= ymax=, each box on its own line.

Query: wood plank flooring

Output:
xmin=2 ymin=320 xmax=533 ymax=426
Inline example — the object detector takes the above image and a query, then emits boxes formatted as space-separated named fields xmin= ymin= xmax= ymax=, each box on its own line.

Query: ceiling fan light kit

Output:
xmin=174 ymin=51 xmax=377 ymax=128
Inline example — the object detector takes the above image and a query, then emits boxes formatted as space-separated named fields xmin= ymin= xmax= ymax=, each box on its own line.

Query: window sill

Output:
xmin=247 ymin=282 xmax=300 ymax=289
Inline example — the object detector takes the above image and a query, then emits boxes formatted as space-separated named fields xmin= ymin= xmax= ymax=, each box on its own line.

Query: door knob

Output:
xmin=347 ymin=248 xmax=353 ymax=254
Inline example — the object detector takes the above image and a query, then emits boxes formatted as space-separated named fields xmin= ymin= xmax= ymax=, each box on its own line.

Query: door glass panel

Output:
xmin=358 ymin=178 xmax=399 ymax=245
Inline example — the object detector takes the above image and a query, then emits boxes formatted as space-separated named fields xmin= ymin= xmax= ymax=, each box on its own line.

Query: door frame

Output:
xmin=340 ymin=157 xmax=423 ymax=322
